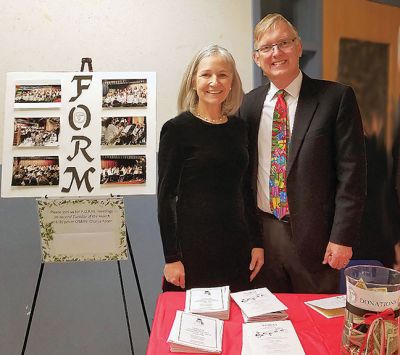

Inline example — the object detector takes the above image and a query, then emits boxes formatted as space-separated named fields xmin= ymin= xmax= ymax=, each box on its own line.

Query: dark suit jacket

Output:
xmin=239 ymin=73 xmax=367 ymax=270
xmin=393 ymin=131 xmax=400 ymax=207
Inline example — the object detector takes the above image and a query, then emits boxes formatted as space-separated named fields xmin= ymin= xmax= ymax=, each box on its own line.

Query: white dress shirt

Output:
xmin=257 ymin=71 xmax=303 ymax=213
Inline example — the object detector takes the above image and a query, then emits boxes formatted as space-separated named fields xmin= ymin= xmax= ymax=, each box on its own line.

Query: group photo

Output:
xmin=100 ymin=155 xmax=146 ymax=185
xmin=14 ymin=84 xmax=61 ymax=104
xmin=11 ymin=156 xmax=59 ymax=186
xmin=102 ymin=79 xmax=147 ymax=108
xmin=13 ymin=117 xmax=60 ymax=147
xmin=101 ymin=116 xmax=146 ymax=146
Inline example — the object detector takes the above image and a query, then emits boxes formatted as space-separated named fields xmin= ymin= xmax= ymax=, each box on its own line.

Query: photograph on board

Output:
xmin=14 ymin=83 xmax=61 ymax=108
xmin=12 ymin=156 xmax=59 ymax=186
xmin=100 ymin=155 xmax=146 ymax=185
xmin=102 ymin=79 xmax=147 ymax=108
xmin=13 ymin=117 xmax=60 ymax=147
xmin=101 ymin=116 xmax=146 ymax=146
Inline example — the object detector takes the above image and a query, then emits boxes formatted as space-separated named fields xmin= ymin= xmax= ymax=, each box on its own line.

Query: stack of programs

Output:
xmin=242 ymin=320 xmax=305 ymax=355
xmin=231 ymin=287 xmax=288 ymax=322
xmin=167 ymin=310 xmax=224 ymax=353
xmin=185 ymin=286 xmax=230 ymax=320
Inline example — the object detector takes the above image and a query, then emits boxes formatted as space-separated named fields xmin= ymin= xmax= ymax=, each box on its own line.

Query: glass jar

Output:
xmin=341 ymin=265 xmax=400 ymax=354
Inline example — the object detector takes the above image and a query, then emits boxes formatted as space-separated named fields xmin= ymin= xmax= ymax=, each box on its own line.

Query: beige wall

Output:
xmin=0 ymin=0 xmax=253 ymax=163
xmin=323 ymin=0 xmax=400 ymax=149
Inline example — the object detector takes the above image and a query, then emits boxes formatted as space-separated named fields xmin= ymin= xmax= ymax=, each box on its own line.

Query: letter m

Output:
xmin=62 ymin=167 xmax=96 ymax=193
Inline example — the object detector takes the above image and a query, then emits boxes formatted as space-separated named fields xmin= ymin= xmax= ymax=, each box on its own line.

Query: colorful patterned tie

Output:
xmin=270 ymin=90 xmax=289 ymax=219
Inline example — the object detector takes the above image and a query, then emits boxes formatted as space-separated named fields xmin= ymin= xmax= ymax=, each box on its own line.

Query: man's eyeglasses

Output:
xmin=255 ymin=38 xmax=297 ymax=55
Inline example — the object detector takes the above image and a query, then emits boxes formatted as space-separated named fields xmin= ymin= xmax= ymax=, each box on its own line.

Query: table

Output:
xmin=146 ymin=292 xmax=344 ymax=355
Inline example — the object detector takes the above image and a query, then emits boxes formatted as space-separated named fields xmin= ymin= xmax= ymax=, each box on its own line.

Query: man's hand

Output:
xmin=249 ymin=247 xmax=264 ymax=282
xmin=164 ymin=261 xmax=185 ymax=288
xmin=322 ymin=242 xmax=352 ymax=270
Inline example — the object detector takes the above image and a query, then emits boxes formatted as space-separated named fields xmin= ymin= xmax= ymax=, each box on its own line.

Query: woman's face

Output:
xmin=194 ymin=55 xmax=233 ymax=111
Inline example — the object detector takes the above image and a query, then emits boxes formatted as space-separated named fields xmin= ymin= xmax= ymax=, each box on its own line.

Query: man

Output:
xmin=239 ymin=13 xmax=366 ymax=293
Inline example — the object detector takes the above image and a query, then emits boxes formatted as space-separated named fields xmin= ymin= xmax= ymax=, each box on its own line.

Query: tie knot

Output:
xmin=276 ymin=89 xmax=286 ymax=99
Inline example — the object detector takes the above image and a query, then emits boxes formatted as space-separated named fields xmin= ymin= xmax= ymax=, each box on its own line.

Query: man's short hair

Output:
xmin=254 ymin=13 xmax=300 ymax=49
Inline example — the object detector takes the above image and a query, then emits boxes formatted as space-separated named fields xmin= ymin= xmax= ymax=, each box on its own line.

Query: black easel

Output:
xmin=80 ymin=57 xmax=93 ymax=72
xmin=21 ymin=262 xmax=44 ymax=354
xmin=125 ymin=227 xmax=151 ymax=334
xmin=21 ymin=61 xmax=150 ymax=355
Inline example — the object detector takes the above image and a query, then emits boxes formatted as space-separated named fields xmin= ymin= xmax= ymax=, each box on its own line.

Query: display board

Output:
xmin=1 ymin=72 xmax=156 ymax=197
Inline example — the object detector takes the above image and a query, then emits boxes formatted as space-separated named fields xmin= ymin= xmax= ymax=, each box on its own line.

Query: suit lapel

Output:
xmin=252 ymin=84 xmax=269 ymax=134
xmin=287 ymin=74 xmax=319 ymax=176
xmin=247 ymin=84 xmax=269 ymax=197
xmin=250 ymin=83 xmax=269 ymax=167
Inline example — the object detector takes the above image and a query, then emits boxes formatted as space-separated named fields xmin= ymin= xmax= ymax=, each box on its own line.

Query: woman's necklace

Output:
xmin=194 ymin=110 xmax=228 ymax=124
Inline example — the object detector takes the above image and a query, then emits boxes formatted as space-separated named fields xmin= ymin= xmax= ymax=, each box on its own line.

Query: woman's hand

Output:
xmin=249 ymin=247 xmax=264 ymax=282
xmin=164 ymin=261 xmax=186 ymax=288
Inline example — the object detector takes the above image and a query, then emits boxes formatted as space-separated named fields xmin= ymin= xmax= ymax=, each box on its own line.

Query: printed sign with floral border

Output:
xmin=37 ymin=197 xmax=128 ymax=263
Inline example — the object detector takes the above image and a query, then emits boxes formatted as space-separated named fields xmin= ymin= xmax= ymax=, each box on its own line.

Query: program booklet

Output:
xmin=231 ymin=287 xmax=288 ymax=322
xmin=242 ymin=320 xmax=305 ymax=355
xmin=304 ymin=295 xmax=346 ymax=318
xmin=167 ymin=311 xmax=223 ymax=353
xmin=185 ymin=286 xmax=230 ymax=320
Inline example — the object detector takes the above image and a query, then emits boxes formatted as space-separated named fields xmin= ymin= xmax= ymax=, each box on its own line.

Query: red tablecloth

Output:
xmin=146 ymin=292 xmax=344 ymax=355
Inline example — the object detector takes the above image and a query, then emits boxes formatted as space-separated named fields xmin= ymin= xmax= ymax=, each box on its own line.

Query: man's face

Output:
xmin=253 ymin=21 xmax=302 ymax=88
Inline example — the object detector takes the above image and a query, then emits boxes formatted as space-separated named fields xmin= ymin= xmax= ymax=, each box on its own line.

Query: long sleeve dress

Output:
xmin=157 ymin=111 xmax=262 ymax=292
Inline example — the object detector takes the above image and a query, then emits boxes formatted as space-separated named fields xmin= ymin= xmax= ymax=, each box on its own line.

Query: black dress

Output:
xmin=157 ymin=111 xmax=262 ymax=292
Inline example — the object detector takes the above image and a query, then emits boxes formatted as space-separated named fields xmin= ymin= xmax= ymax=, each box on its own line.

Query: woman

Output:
xmin=158 ymin=45 xmax=264 ymax=292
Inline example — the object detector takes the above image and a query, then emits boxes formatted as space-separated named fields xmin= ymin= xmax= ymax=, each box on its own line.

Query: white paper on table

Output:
xmin=167 ymin=311 xmax=223 ymax=352
xmin=242 ymin=321 xmax=305 ymax=355
xmin=185 ymin=286 xmax=229 ymax=312
xmin=241 ymin=325 xmax=252 ymax=355
xmin=231 ymin=288 xmax=287 ymax=318
xmin=305 ymin=295 xmax=346 ymax=309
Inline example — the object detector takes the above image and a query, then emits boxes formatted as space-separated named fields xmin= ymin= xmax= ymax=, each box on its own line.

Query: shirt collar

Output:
xmin=267 ymin=71 xmax=303 ymax=101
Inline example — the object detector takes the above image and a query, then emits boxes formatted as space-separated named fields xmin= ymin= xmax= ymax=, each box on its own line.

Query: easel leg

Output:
xmin=117 ymin=260 xmax=135 ymax=355
xmin=126 ymin=230 xmax=151 ymax=334
xmin=21 ymin=263 xmax=45 ymax=355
